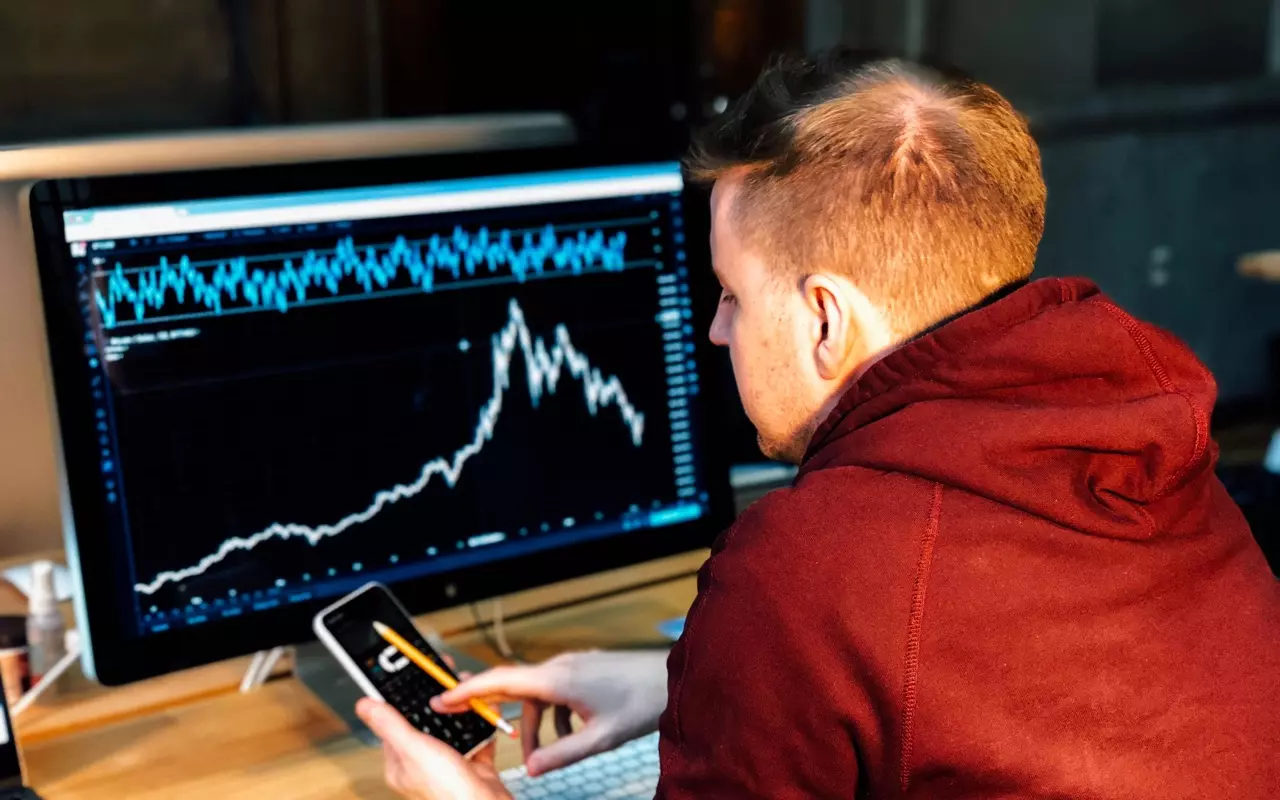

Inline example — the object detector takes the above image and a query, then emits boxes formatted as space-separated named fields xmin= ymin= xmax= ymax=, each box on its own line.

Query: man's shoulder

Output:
xmin=727 ymin=465 xmax=934 ymax=548
xmin=707 ymin=466 xmax=938 ymax=594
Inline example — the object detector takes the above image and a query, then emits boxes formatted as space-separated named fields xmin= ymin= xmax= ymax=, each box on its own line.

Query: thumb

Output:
xmin=525 ymin=725 xmax=607 ymax=777
xmin=357 ymin=699 xmax=470 ymax=770
xmin=357 ymin=699 xmax=501 ymax=798
xmin=357 ymin=698 xmax=425 ymax=750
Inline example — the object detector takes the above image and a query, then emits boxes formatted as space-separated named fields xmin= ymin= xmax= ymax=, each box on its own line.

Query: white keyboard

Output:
xmin=502 ymin=732 xmax=660 ymax=800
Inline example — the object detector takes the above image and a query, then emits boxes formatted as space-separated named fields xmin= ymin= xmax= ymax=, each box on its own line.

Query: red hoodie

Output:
xmin=657 ymin=277 xmax=1279 ymax=799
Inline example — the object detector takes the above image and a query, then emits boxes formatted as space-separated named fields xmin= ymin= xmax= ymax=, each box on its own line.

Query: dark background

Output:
xmin=1 ymin=0 xmax=1278 ymax=552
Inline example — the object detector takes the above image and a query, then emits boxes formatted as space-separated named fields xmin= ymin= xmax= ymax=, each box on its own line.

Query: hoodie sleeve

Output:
xmin=653 ymin=491 xmax=866 ymax=800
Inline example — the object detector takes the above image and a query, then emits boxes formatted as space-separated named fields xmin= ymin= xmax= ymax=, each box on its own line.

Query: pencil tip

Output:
xmin=373 ymin=620 xmax=388 ymax=634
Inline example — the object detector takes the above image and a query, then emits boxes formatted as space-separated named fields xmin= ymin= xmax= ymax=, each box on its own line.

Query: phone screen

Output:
xmin=320 ymin=583 xmax=496 ymax=755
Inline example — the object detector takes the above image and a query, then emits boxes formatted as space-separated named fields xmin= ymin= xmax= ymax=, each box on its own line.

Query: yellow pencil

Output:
xmin=373 ymin=620 xmax=516 ymax=738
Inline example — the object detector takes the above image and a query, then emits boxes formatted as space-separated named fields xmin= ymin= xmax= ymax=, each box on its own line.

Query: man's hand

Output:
xmin=356 ymin=697 xmax=512 ymax=800
xmin=430 ymin=650 xmax=668 ymax=777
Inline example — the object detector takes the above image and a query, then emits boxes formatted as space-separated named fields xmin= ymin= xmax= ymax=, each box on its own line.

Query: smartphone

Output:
xmin=313 ymin=582 xmax=496 ymax=757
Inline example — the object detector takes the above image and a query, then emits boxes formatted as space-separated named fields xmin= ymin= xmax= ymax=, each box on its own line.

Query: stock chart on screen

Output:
xmin=59 ymin=163 xmax=707 ymax=636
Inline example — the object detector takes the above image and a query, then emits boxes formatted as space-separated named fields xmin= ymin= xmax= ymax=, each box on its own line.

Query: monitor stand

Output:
xmin=292 ymin=639 xmax=379 ymax=745
xmin=289 ymin=634 xmax=500 ymax=747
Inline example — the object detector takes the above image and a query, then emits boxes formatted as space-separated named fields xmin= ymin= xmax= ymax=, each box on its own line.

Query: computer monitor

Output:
xmin=0 ymin=115 xmax=577 ymax=559
xmin=27 ymin=144 xmax=732 ymax=684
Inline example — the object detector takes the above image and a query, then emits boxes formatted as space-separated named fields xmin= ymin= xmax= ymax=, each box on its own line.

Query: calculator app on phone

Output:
xmin=314 ymin=582 xmax=496 ymax=756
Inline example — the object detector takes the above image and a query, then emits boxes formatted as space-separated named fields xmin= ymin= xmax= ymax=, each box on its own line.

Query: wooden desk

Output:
xmin=9 ymin=552 xmax=705 ymax=799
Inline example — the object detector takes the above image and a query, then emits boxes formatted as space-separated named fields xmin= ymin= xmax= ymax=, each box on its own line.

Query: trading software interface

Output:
xmin=58 ymin=162 xmax=708 ymax=637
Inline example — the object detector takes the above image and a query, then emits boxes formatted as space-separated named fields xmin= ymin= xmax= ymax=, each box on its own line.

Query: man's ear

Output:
xmin=801 ymin=274 xmax=892 ymax=381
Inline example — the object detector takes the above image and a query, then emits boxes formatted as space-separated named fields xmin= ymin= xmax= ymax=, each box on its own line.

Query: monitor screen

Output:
xmin=29 ymin=149 xmax=730 ymax=683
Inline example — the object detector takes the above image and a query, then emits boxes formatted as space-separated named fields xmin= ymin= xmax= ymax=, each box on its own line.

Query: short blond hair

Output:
xmin=686 ymin=51 xmax=1046 ymax=337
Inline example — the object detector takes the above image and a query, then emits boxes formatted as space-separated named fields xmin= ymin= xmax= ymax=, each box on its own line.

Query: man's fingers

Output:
xmin=521 ymin=700 xmax=546 ymax=764
xmin=470 ymin=738 xmax=498 ymax=770
xmin=428 ymin=670 xmax=481 ymax=713
xmin=525 ymin=726 xmax=607 ymax=777
xmin=358 ymin=698 xmax=455 ymax=757
xmin=434 ymin=664 xmax=559 ymax=711
xmin=357 ymin=697 xmax=421 ymax=748
xmin=358 ymin=699 xmax=486 ymax=786
xmin=357 ymin=700 xmax=421 ymax=796
xmin=357 ymin=697 xmax=514 ymax=800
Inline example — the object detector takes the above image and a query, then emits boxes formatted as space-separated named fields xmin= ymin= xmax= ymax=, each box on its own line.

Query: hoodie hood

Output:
xmin=800 ymin=277 xmax=1219 ymax=542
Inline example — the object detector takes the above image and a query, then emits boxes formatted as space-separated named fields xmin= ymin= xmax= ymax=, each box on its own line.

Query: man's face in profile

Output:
xmin=707 ymin=178 xmax=815 ymax=463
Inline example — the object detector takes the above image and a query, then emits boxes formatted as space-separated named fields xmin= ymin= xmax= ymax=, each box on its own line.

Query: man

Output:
xmin=357 ymin=50 xmax=1280 ymax=799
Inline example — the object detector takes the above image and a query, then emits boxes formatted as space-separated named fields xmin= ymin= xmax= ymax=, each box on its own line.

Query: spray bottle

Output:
xmin=25 ymin=560 xmax=66 ymax=698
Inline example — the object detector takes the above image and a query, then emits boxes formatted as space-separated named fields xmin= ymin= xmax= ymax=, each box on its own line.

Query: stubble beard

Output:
xmin=756 ymin=422 xmax=814 ymax=465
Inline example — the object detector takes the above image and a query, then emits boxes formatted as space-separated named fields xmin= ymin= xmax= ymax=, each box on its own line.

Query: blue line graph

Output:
xmin=94 ymin=225 xmax=629 ymax=328
xmin=133 ymin=298 xmax=645 ymax=595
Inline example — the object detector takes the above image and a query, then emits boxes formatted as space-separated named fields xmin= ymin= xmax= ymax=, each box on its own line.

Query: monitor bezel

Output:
xmin=28 ymin=144 xmax=734 ymax=686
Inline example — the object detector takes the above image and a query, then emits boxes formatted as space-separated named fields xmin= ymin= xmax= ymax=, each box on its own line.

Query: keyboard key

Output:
xmin=503 ymin=733 xmax=660 ymax=800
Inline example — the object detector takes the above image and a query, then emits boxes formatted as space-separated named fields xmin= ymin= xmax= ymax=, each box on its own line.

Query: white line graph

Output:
xmin=133 ymin=298 xmax=644 ymax=595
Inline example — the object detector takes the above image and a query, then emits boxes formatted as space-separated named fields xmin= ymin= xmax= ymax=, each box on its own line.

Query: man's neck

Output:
xmin=913 ymin=278 xmax=1030 ymax=342
xmin=805 ymin=278 xmax=1032 ymax=455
